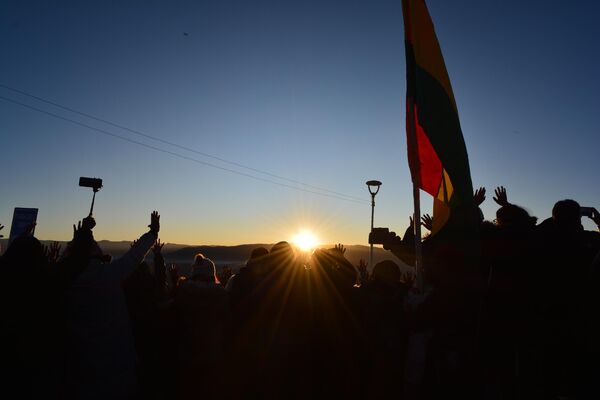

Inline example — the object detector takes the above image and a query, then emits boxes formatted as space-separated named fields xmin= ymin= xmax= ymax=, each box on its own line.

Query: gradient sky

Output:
xmin=1 ymin=0 xmax=599 ymax=245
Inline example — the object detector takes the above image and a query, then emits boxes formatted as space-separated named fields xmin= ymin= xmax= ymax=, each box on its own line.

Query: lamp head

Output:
xmin=366 ymin=180 xmax=382 ymax=196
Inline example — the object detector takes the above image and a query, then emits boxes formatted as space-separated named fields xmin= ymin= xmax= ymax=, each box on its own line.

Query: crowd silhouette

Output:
xmin=1 ymin=187 xmax=599 ymax=400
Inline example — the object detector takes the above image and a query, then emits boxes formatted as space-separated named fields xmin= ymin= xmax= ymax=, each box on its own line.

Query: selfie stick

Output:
xmin=366 ymin=180 xmax=382 ymax=269
xmin=89 ymin=187 xmax=99 ymax=217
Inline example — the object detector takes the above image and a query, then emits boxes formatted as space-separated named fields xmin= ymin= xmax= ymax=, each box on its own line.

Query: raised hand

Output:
xmin=73 ymin=221 xmax=82 ymax=239
xmin=493 ymin=186 xmax=510 ymax=207
xmin=357 ymin=258 xmax=368 ymax=271
xmin=357 ymin=259 xmax=369 ymax=283
xmin=49 ymin=241 xmax=61 ymax=262
xmin=82 ymin=216 xmax=96 ymax=231
xmin=42 ymin=244 xmax=50 ymax=260
xmin=333 ymin=243 xmax=346 ymax=256
xmin=148 ymin=211 xmax=160 ymax=234
xmin=152 ymin=239 xmax=165 ymax=256
xmin=169 ymin=264 xmax=179 ymax=286
xmin=473 ymin=187 xmax=486 ymax=206
xmin=421 ymin=214 xmax=433 ymax=231
xmin=43 ymin=242 xmax=61 ymax=263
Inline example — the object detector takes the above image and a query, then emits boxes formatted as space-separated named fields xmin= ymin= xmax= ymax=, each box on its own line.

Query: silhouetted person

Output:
xmin=175 ymin=253 xmax=229 ymax=400
xmin=224 ymin=246 xmax=271 ymax=398
xmin=535 ymin=200 xmax=600 ymax=398
xmin=309 ymin=247 xmax=366 ymax=399
xmin=478 ymin=191 xmax=539 ymax=399
xmin=362 ymin=260 xmax=410 ymax=399
xmin=123 ymin=239 xmax=171 ymax=400
xmin=382 ymin=198 xmax=486 ymax=399
xmin=0 ymin=220 xmax=96 ymax=400
xmin=64 ymin=211 xmax=160 ymax=400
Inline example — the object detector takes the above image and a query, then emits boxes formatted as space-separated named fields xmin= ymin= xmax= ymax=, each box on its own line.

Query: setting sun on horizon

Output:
xmin=292 ymin=230 xmax=320 ymax=252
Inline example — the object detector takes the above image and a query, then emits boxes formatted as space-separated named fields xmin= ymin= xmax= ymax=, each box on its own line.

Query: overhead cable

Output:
xmin=0 ymin=94 xmax=369 ymax=205
xmin=0 ymin=84 xmax=366 ymax=203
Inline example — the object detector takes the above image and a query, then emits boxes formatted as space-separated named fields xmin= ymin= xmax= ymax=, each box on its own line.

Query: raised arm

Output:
xmin=110 ymin=211 xmax=160 ymax=283
xmin=152 ymin=239 xmax=169 ymax=300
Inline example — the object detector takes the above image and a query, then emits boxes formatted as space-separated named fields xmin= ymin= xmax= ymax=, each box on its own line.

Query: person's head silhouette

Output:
xmin=552 ymin=199 xmax=582 ymax=232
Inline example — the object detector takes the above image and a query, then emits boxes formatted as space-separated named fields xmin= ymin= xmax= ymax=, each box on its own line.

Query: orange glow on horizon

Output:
xmin=292 ymin=230 xmax=319 ymax=252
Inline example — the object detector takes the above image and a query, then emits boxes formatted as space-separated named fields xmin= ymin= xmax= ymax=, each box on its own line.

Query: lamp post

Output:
xmin=366 ymin=180 xmax=382 ymax=269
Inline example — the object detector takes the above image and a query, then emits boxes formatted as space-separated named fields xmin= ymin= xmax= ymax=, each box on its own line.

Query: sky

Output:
xmin=1 ymin=0 xmax=599 ymax=245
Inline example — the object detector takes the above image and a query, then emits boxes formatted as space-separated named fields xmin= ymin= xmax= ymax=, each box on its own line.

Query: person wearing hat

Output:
xmin=189 ymin=253 xmax=217 ymax=283
xmin=175 ymin=253 xmax=230 ymax=400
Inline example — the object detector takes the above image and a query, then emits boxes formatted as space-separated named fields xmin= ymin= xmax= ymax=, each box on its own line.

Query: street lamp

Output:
xmin=366 ymin=180 xmax=382 ymax=268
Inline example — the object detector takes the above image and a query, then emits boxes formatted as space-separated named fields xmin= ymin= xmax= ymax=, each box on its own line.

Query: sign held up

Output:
xmin=8 ymin=207 xmax=38 ymax=243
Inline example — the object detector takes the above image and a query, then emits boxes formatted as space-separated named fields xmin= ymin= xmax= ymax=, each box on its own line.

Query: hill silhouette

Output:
xmin=0 ymin=239 xmax=411 ymax=274
xmin=165 ymin=243 xmax=410 ymax=273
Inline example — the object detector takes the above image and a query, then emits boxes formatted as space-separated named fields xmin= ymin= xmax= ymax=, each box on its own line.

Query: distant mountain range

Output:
xmin=0 ymin=239 xmax=188 ymax=258
xmin=165 ymin=243 xmax=409 ymax=275
xmin=0 ymin=239 xmax=410 ymax=274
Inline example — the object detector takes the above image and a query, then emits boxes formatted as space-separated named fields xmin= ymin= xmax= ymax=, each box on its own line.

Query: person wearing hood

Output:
xmin=64 ymin=211 xmax=160 ymax=400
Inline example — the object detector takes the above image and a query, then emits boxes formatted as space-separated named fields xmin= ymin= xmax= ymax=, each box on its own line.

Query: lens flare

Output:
xmin=292 ymin=230 xmax=319 ymax=252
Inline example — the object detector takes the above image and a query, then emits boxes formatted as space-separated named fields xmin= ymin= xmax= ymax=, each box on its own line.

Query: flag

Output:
xmin=402 ymin=0 xmax=474 ymax=233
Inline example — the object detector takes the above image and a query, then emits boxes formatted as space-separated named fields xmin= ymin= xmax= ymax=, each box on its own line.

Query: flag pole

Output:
xmin=412 ymin=184 xmax=423 ymax=290
xmin=406 ymin=96 xmax=424 ymax=291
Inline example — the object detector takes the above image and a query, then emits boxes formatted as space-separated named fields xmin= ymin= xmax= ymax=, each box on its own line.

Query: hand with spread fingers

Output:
xmin=333 ymin=243 xmax=346 ymax=256
xmin=152 ymin=239 xmax=165 ymax=256
xmin=357 ymin=259 xmax=369 ymax=283
xmin=49 ymin=241 xmax=61 ymax=262
xmin=421 ymin=214 xmax=433 ymax=231
xmin=473 ymin=187 xmax=486 ymax=206
xmin=148 ymin=211 xmax=160 ymax=235
xmin=493 ymin=186 xmax=510 ymax=207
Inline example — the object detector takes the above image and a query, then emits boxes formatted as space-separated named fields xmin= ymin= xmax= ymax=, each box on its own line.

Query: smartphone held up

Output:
xmin=79 ymin=177 xmax=103 ymax=216
xmin=580 ymin=207 xmax=594 ymax=218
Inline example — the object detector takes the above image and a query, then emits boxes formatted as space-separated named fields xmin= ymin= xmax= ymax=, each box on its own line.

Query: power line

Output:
xmin=0 ymin=94 xmax=369 ymax=205
xmin=0 ymin=83 xmax=366 ymax=203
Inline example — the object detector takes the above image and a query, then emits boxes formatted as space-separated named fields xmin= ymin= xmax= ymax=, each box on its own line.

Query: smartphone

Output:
xmin=580 ymin=207 xmax=594 ymax=217
xmin=369 ymin=227 xmax=390 ymax=245
xmin=79 ymin=177 xmax=103 ymax=190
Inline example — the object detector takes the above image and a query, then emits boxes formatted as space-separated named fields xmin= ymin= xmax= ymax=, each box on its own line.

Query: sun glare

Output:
xmin=292 ymin=230 xmax=319 ymax=252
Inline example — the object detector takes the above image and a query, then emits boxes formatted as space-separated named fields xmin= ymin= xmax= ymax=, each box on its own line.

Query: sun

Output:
xmin=292 ymin=230 xmax=319 ymax=252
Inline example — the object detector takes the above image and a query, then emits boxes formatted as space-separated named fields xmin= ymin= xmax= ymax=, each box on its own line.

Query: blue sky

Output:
xmin=1 ymin=0 xmax=599 ymax=245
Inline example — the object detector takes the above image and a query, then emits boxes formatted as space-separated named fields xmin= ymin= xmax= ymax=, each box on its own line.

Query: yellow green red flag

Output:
xmin=402 ymin=0 xmax=474 ymax=233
